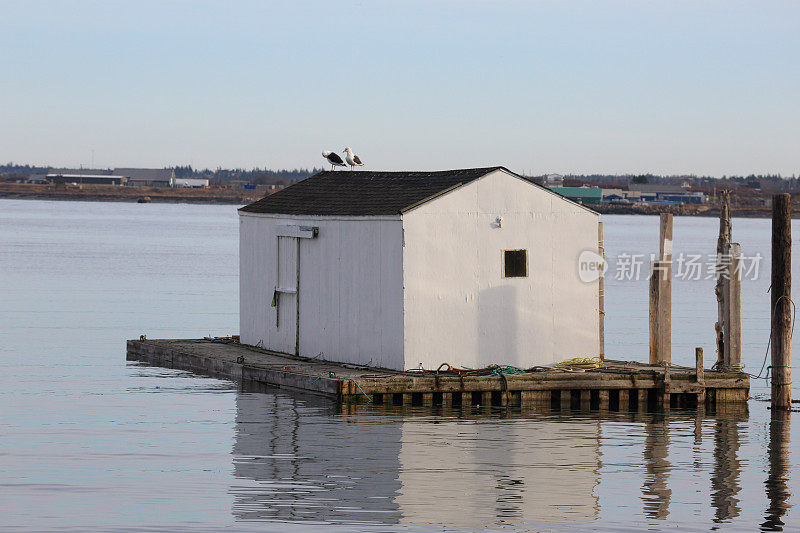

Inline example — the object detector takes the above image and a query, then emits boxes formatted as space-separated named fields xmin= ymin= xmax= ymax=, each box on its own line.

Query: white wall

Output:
xmin=402 ymin=169 xmax=599 ymax=370
xmin=239 ymin=213 xmax=405 ymax=369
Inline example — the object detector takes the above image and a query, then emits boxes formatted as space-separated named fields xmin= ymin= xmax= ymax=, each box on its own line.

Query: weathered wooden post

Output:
xmin=649 ymin=213 xmax=672 ymax=365
xmin=715 ymin=191 xmax=731 ymax=366
xmin=598 ymin=221 xmax=605 ymax=360
xmin=649 ymin=271 xmax=659 ymax=364
xmin=771 ymin=194 xmax=792 ymax=410
xmin=723 ymin=242 xmax=742 ymax=370
xmin=696 ymin=347 xmax=706 ymax=405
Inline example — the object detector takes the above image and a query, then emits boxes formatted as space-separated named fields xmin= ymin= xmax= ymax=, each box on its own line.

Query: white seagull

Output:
xmin=342 ymin=147 xmax=364 ymax=170
xmin=322 ymin=150 xmax=346 ymax=170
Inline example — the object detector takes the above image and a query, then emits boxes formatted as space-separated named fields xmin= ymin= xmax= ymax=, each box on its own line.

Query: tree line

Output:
xmin=0 ymin=163 xmax=323 ymax=186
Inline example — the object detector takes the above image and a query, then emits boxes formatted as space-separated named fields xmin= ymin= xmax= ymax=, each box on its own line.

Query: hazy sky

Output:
xmin=1 ymin=1 xmax=798 ymax=176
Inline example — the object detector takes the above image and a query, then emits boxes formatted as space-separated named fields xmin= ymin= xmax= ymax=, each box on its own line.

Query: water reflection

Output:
xmin=642 ymin=414 xmax=671 ymax=519
xmin=230 ymin=387 xmax=775 ymax=529
xmin=231 ymin=384 xmax=402 ymax=524
xmin=712 ymin=415 xmax=743 ymax=522
xmin=230 ymin=385 xmax=602 ymax=527
xmin=394 ymin=411 xmax=601 ymax=527
xmin=762 ymin=410 xmax=792 ymax=531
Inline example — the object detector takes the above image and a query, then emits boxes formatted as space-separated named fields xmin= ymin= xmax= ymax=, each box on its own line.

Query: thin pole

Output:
xmin=771 ymin=194 xmax=792 ymax=410
xmin=715 ymin=190 xmax=731 ymax=366
xmin=295 ymin=236 xmax=301 ymax=357
xmin=598 ymin=221 xmax=605 ymax=360
xmin=657 ymin=214 xmax=672 ymax=365
xmin=649 ymin=263 xmax=659 ymax=364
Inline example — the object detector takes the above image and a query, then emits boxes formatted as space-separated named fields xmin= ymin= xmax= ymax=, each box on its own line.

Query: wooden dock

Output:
xmin=127 ymin=338 xmax=749 ymax=410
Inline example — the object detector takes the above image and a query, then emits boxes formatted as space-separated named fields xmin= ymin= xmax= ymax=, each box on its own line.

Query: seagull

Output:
xmin=342 ymin=147 xmax=364 ymax=170
xmin=322 ymin=150 xmax=346 ymax=170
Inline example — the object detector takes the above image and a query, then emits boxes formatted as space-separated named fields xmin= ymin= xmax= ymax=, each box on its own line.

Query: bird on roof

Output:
xmin=322 ymin=150 xmax=346 ymax=170
xmin=342 ymin=147 xmax=364 ymax=170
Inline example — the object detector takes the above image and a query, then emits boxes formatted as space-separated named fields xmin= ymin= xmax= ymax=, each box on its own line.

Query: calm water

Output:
xmin=1 ymin=199 xmax=799 ymax=532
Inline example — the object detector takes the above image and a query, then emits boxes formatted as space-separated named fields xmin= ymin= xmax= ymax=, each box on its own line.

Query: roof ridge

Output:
xmin=237 ymin=166 xmax=595 ymax=216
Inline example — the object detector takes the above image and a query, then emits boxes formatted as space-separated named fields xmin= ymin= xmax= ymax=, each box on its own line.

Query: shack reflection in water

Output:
xmin=230 ymin=385 xmax=601 ymax=528
xmin=394 ymin=414 xmax=601 ymax=527
xmin=229 ymin=386 xmax=788 ymax=530
xmin=231 ymin=386 xmax=402 ymax=523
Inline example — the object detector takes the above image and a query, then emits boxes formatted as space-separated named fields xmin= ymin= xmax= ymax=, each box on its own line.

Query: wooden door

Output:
xmin=274 ymin=236 xmax=298 ymax=355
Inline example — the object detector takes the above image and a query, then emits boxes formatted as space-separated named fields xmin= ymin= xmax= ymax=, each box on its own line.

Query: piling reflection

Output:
xmin=642 ymin=414 xmax=671 ymax=519
xmin=711 ymin=415 xmax=743 ymax=522
xmin=761 ymin=409 xmax=791 ymax=531
xmin=639 ymin=406 xmax=749 ymax=524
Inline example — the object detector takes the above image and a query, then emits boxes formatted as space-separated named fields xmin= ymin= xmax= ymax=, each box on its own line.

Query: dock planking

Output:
xmin=126 ymin=338 xmax=749 ymax=410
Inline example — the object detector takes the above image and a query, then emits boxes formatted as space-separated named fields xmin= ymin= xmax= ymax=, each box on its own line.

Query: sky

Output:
xmin=1 ymin=0 xmax=798 ymax=176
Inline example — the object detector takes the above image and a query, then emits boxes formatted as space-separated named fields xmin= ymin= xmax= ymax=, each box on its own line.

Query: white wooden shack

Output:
xmin=239 ymin=167 xmax=600 ymax=371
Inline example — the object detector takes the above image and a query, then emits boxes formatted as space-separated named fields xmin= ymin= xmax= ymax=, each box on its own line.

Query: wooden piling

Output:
xmin=599 ymin=221 xmax=605 ymax=360
xmin=618 ymin=389 xmax=630 ymax=411
xmin=580 ymin=389 xmax=591 ymax=410
xmin=599 ymin=389 xmax=610 ymax=410
xmin=715 ymin=190 xmax=732 ymax=366
xmin=441 ymin=392 xmax=453 ymax=408
xmin=649 ymin=267 xmax=659 ymax=364
xmin=696 ymin=347 xmax=704 ymax=385
xmin=649 ymin=214 xmax=672 ymax=365
xmin=771 ymin=194 xmax=792 ymax=410
xmin=637 ymin=389 xmax=649 ymax=411
xmin=482 ymin=391 xmax=492 ymax=407
xmin=696 ymin=347 xmax=706 ymax=404
xmin=723 ymin=243 xmax=742 ymax=370
xmin=560 ymin=390 xmax=572 ymax=410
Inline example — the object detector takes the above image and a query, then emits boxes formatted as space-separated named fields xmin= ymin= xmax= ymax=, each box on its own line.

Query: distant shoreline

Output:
xmin=0 ymin=183 xmax=262 ymax=206
xmin=592 ymin=204 xmax=786 ymax=218
xmin=0 ymin=184 xmax=789 ymax=217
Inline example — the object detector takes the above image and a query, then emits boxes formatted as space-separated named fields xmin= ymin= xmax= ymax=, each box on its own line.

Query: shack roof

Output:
xmin=240 ymin=167 xmax=597 ymax=216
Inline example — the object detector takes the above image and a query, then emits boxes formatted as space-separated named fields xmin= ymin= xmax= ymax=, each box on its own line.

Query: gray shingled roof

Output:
xmin=239 ymin=167 xmax=508 ymax=216
xmin=239 ymin=166 xmax=597 ymax=216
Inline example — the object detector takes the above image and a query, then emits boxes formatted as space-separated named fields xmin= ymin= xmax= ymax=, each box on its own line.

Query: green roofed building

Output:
xmin=548 ymin=186 xmax=602 ymax=205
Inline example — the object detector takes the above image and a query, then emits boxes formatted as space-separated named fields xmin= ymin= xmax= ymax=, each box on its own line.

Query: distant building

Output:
xmin=628 ymin=183 xmax=706 ymax=204
xmin=547 ymin=186 xmax=602 ymax=205
xmin=600 ymin=188 xmax=642 ymax=204
xmin=116 ymin=168 xmax=174 ymax=187
xmin=47 ymin=169 xmax=126 ymax=185
xmin=544 ymin=174 xmax=564 ymax=187
xmin=172 ymin=177 xmax=209 ymax=188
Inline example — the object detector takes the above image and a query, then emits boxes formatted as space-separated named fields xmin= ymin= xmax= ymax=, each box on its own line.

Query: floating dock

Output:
xmin=127 ymin=339 xmax=749 ymax=410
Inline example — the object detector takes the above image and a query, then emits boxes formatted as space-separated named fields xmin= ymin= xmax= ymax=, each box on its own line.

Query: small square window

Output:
xmin=504 ymin=250 xmax=528 ymax=278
